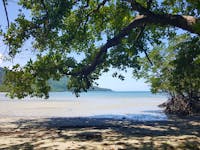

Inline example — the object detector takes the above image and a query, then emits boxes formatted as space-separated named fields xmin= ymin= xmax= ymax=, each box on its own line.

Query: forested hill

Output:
xmin=48 ymin=77 xmax=112 ymax=92
xmin=0 ymin=68 xmax=111 ymax=92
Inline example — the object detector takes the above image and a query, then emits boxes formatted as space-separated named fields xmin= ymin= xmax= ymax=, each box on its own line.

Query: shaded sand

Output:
xmin=0 ymin=116 xmax=199 ymax=149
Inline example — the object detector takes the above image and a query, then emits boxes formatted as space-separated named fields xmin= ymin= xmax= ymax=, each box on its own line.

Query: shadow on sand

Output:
xmin=0 ymin=114 xmax=199 ymax=149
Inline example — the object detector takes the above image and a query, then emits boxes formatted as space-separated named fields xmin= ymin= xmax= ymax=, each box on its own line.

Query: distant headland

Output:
xmin=0 ymin=67 xmax=112 ymax=92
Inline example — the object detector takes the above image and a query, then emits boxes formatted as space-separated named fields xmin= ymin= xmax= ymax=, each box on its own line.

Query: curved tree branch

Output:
xmin=127 ymin=0 xmax=200 ymax=35
xmin=69 ymin=13 xmax=200 ymax=76
xmin=148 ymin=14 xmax=200 ymax=35
xmin=69 ymin=15 xmax=149 ymax=76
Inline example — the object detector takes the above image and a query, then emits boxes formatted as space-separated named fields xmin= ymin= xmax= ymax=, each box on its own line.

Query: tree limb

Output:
xmin=134 ymin=0 xmax=153 ymax=66
xmin=2 ymin=0 xmax=9 ymax=27
xmin=135 ymin=27 xmax=153 ymax=66
xmin=150 ymin=14 xmax=200 ymax=35
xmin=140 ymin=45 xmax=153 ymax=66
xmin=69 ymin=15 xmax=150 ymax=76
xmin=127 ymin=0 xmax=200 ymax=35
xmin=69 ymin=12 xmax=200 ymax=76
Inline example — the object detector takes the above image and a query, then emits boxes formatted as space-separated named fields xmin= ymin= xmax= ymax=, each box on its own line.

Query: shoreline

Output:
xmin=0 ymin=93 xmax=199 ymax=149
xmin=0 ymin=97 xmax=167 ymax=121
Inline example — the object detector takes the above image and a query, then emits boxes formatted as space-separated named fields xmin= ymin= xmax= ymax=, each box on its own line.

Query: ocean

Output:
xmin=0 ymin=91 xmax=168 ymax=121
xmin=49 ymin=91 xmax=165 ymax=99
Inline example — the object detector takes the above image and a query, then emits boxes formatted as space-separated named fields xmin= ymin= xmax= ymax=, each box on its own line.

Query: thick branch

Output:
xmin=69 ymin=13 xmax=200 ymax=76
xmin=127 ymin=0 xmax=200 ymax=35
xmin=70 ymin=15 xmax=149 ymax=76
xmin=149 ymin=14 xmax=200 ymax=35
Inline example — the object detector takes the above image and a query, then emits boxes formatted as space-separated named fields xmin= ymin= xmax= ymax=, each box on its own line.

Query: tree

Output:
xmin=1 ymin=0 xmax=200 ymax=98
xmin=134 ymin=34 xmax=200 ymax=115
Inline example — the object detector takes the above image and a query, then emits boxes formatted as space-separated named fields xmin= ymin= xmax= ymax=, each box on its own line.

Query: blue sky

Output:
xmin=0 ymin=1 xmax=150 ymax=91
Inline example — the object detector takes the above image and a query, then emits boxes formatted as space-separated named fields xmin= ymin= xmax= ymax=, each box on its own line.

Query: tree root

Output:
xmin=159 ymin=96 xmax=200 ymax=116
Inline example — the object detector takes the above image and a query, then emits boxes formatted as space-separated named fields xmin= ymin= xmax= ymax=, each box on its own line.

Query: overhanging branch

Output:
xmin=69 ymin=12 xmax=200 ymax=76
xmin=69 ymin=15 xmax=150 ymax=76
xmin=126 ymin=0 xmax=200 ymax=35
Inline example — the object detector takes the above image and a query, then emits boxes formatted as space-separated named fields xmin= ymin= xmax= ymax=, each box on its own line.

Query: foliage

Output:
xmin=0 ymin=0 xmax=200 ymax=98
xmin=0 ymin=69 xmax=111 ymax=93
xmin=134 ymin=35 xmax=200 ymax=97
xmin=134 ymin=35 xmax=200 ymax=114
xmin=0 ymin=67 xmax=9 ymax=92
xmin=171 ymin=37 xmax=200 ymax=98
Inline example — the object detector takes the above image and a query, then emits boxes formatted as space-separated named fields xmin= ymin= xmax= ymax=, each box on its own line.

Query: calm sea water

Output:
xmin=0 ymin=91 xmax=166 ymax=101
xmin=48 ymin=91 xmax=166 ymax=100
xmin=0 ymin=91 xmax=168 ymax=121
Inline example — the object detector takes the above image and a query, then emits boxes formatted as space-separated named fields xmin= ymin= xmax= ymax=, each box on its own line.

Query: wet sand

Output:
xmin=0 ymin=97 xmax=166 ymax=118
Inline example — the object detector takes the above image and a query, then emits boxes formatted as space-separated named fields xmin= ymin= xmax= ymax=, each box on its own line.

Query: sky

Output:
xmin=0 ymin=1 xmax=150 ymax=91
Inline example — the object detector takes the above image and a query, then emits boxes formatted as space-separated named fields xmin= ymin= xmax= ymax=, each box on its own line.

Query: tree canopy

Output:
xmin=1 ymin=0 xmax=200 ymax=98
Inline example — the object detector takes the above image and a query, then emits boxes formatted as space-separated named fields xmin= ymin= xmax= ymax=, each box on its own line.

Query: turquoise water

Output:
xmin=0 ymin=91 xmax=166 ymax=100
xmin=48 ymin=91 xmax=166 ymax=100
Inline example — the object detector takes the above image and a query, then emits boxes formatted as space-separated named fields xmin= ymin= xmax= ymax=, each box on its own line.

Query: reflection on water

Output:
xmin=90 ymin=112 xmax=167 ymax=121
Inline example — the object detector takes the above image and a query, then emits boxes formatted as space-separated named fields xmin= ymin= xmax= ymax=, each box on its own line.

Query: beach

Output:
xmin=0 ymin=92 xmax=199 ymax=149
xmin=0 ymin=97 xmax=167 ymax=120
xmin=0 ymin=116 xmax=199 ymax=149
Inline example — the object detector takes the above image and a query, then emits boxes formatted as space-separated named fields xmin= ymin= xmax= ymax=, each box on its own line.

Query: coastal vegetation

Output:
xmin=134 ymin=35 xmax=200 ymax=115
xmin=0 ymin=67 xmax=7 ymax=92
xmin=1 ymin=0 xmax=200 ymax=114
